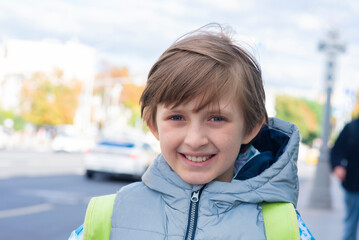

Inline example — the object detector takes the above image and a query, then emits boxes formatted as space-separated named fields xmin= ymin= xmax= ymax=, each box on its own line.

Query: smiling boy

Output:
xmin=151 ymin=97 xmax=261 ymax=185
xmin=69 ymin=24 xmax=314 ymax=240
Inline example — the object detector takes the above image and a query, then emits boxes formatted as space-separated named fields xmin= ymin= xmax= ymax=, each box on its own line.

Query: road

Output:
xmin=0 ymin=151 xmax=84 ymax=179
xmin=0 ymin=150 xmax=134 ymax=240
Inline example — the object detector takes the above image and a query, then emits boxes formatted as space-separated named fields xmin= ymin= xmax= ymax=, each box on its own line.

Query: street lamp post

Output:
xmin=308 ymin=29 xmax=345 ymax=209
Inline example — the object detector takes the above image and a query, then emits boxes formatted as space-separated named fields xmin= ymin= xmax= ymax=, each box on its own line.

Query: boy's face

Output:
xmin=150 ymin=96 xmax=260 ymax=185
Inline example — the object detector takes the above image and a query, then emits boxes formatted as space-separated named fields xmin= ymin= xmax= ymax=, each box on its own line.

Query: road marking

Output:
xmin=20 ymin=189 xmax=86 ymax=205
xmin=0 ymin=203 xmax=53 ymax=219
xmin=0 ymin=162 xmax=11 ymax=167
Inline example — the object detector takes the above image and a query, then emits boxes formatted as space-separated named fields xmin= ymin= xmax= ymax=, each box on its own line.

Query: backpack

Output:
xmin=83 ymin=194 xmax=300 ymax=240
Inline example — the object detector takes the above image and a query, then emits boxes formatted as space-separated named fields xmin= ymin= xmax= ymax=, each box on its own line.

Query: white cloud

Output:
xmin=197 ymin=0 xmax=253 ymax=12
xmin=0 ymin=0 xmax=358 ymax=98
xmin=0 ymin=1 xmax=82 ymax=34
xmin=294 ymin=14 xmax=323 ymax=30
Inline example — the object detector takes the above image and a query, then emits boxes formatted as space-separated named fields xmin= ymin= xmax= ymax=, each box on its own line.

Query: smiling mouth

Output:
xmin=181 ymin=154 xmax=215 ymax=162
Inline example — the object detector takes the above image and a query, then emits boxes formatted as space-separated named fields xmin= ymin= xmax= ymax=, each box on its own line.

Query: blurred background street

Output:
xmin=0 ymin=149 xmax=345 ymax=240
xmin=0 ymin=150 xmax=131 ymax=240
xmin=297 ymin=155 xmax=344 ymax=240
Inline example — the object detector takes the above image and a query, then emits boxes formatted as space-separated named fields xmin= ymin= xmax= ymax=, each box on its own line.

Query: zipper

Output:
xmin=184 ymin=188 xmax=204 ymax=240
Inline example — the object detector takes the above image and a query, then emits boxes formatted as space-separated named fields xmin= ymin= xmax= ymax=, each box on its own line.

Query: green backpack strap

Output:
xmin=262 ymin=202 xmax=300 ymax=240
xmin=83 ymin=194 xmax=116 ymax=240
xmin=82 ymin=196 xmax=299 ymax=240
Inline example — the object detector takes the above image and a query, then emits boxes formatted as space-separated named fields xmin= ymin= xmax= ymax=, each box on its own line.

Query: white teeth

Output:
xmin=185 ymin=155 xmax=211 ymax=162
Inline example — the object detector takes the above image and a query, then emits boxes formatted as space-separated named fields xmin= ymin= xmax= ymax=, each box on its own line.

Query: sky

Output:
xmin=0 ymin=0 xmax=358 ymax=101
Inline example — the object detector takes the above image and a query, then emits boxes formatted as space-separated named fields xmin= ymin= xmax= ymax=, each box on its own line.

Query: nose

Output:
xmin=183 ymin=122 xmax=209 ymax=149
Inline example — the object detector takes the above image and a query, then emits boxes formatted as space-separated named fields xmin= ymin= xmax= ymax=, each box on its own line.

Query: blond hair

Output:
xmin=140 ymin=24 xmax=268 ymax=136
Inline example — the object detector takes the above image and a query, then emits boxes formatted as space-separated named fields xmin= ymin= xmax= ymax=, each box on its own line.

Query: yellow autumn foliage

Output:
xmin=20 ymin=71 xmax=82 ymax=126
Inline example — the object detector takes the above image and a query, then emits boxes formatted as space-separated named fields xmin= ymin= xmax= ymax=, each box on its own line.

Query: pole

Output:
xmin=308 ymin=29 xmax=345 ymax=209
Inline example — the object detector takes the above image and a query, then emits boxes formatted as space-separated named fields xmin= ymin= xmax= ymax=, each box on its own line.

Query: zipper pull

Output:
xmin=191 ymin=191 xmax=199 ymax=203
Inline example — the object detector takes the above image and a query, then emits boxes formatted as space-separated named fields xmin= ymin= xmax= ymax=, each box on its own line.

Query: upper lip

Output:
xmin=180 ymin=153 xmax=215 ymax=157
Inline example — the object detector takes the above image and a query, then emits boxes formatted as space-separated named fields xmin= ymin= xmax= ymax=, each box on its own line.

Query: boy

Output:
xmin=70 ymin=24 xmax=314 ymax=239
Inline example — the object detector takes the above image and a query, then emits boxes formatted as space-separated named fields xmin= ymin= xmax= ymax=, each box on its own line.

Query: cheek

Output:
xmin=214 ymin=128 xmax=244 ymax=147
xmin=158 ymin=124 xmax=182 ymax=146
xmin=158 ymin=124 xmax=174 ymax=138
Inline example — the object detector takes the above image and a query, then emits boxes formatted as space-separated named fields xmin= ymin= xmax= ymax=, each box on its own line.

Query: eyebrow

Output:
xmin=207 ymin=109 xmax=234 ymax=117
xmin=166 ymin=102 xmax=234 ymax=116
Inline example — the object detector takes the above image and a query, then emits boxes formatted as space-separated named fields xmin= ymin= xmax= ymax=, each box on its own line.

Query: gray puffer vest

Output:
xmin=110 ymin=118 xmax=300 ymax=240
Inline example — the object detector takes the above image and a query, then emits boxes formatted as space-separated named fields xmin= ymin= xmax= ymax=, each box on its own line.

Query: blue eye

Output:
xmin=170 ymin=115 xmax=184 ymax=121
xmin=210 ymin=116 xmax=224 ymax=122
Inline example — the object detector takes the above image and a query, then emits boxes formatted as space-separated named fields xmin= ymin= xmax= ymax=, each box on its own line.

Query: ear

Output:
xmin=242 ymin=118 xmax=265 ymax=144
xmin=148 ymin=120 xmax=159 ymax=140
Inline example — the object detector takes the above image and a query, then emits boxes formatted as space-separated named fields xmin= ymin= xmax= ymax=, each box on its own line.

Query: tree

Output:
xmin=94 ymin=65 xmax=129 ymax=97
xmin=352 ymin=91 xmax=359 ymax=119
xmin=0 ymin=109 xmax=26 ymax=131
xmin=275 ymin=95 xmax=322 ymax=145
xmin=94 ymin=65 xmax=145 ymax=128
xmin=20 ymin=70 xmax=82 ymax=126
xmin=96 ymin=65 xmax=129 ymax=79
xmin=119 ymin=83 xmax=145 ymax=127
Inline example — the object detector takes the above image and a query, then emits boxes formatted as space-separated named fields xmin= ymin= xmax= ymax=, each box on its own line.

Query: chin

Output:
xmin=182 ymin=175 xmax=212 ymax=185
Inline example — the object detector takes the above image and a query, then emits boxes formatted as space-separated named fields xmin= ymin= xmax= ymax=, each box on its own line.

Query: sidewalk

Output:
xmin=297 ymin=160 xmax=344 ymax=240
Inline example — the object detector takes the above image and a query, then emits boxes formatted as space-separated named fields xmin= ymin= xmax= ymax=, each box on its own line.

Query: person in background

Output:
xmin=331 ymin=118 xmax=359 ymax=240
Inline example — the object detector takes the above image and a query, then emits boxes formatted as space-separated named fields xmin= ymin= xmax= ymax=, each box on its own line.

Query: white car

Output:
xmin=51 ymin=125 xmax=95 ymax=153
xmin=84 ymin=138 xmax=157 ymax=180
xmin=51 ymin=134 xmax=94 ymax=153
